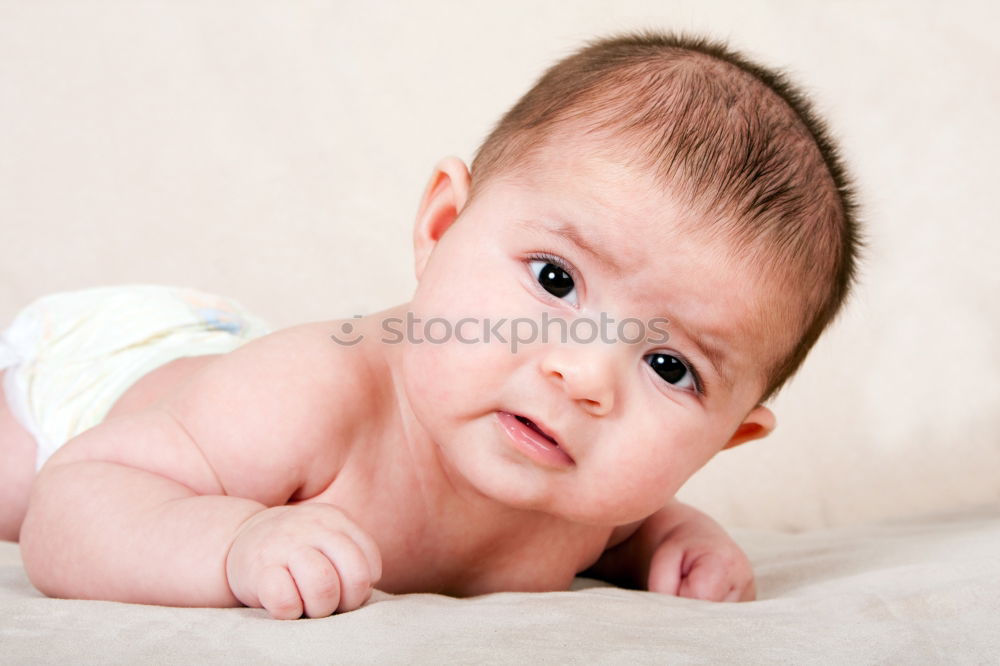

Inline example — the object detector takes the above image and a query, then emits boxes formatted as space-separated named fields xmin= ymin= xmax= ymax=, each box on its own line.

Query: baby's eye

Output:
xmin=529 ymin=260 xmax=577 ymax=306
xmin=645 ymin=353 xmax=697 ymax=392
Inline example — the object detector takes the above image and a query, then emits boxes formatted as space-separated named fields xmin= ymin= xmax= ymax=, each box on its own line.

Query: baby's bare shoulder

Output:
xmin=162 ymin=320 xmax=380 ymax=504
xmin=227 ymin=320 xmax=375 ymax=391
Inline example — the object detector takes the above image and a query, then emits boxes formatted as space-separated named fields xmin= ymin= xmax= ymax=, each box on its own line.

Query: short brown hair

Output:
xmin=469 ymin=31 xmax=861 ymax=402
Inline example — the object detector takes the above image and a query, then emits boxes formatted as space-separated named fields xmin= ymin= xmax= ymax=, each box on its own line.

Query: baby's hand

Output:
xmin=226 ymin=504 xmax=382 ymax=619
xmin=646 ymin=511 xmax=755 ymax=602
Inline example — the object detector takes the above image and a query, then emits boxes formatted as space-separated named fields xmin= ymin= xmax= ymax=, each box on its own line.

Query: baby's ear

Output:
xmin=721 ymin=405 xmax=776 ymax=451
xmin=413 ymin=156 xmax=471 ymax=280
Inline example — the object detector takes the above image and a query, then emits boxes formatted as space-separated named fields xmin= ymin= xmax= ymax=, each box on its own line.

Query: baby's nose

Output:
xmin=540 ymin=347 xmax=616 ymax=417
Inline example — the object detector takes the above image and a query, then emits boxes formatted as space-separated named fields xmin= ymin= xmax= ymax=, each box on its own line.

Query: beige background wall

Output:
xmin=2 ymin=1 xmax=998 ymax=530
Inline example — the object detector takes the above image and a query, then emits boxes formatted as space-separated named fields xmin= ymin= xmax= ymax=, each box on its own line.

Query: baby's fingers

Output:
xmin=678 ymin=553 xmax=752 ymax=602
xmin=724 ymin=577 xmax=757 ymax=602
xmin=333 ymin=516 xmax=383 ymax=586
xmin=312 ymin=532 xmax=377 ymax=613
xmin=287 ymin=547 xmax=341 ymax=618
xmin=646 ymin=542 xmax=685 ymax=596
xmin=258 ymin=564 xmax=303 ymax=620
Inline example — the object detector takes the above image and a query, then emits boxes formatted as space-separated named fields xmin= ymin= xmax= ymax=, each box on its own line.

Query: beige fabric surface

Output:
xmin=2 ymin=504 xmax=998 ymax=663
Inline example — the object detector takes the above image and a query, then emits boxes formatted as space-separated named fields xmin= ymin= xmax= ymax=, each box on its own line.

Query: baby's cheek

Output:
xmin=577 ymin=456 xmax=677 ymax=524
xmin=401 ymin=336 xmax=490 ymax=404
xmin=595 ymin=436 xmax=693 ymax=515
xmin=402 ymin=343 xmax=453 ymax=400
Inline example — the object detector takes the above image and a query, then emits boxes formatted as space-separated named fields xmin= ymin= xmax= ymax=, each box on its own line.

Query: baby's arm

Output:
xmin=581 ymin=499 xmax=755 ymax=602
xmin=19 ymin=325 xmax=380 ymax=617
xmin=22 ymin=416 xmax=265 ymax=606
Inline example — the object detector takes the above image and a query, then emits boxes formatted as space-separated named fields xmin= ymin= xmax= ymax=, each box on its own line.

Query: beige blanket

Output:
xmin=3 ymin=504 xmax=997 ymax=663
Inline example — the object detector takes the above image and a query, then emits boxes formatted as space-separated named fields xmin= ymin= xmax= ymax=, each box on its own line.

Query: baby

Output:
xmin=0 ymin=32 xmax=859 ymax=619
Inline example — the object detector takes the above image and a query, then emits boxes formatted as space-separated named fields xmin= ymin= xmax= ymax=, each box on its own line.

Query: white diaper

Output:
xmin=0 ymin=285 xmax=271 ymax=470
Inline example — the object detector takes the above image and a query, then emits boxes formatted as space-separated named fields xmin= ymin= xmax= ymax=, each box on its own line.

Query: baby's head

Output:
xmin=468 ymin=32 xmax=860 ymax=403
xmin=401 ymin=32 xmax=860 ymax=525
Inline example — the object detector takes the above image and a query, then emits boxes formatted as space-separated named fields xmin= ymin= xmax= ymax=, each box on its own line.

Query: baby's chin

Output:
xmin=469 ymin=471 xmax=659 ymax=527
xmin=551 ymin=482 xmax=685 ymax=526
xmin=557 ymin=501 xmax=665 ymax=527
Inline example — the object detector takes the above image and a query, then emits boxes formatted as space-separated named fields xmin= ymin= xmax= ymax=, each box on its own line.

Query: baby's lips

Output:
xmin=501 ymin=410 xmax=576 ymax=465
xmin=520 ymin=413 xmax=572 ymax=457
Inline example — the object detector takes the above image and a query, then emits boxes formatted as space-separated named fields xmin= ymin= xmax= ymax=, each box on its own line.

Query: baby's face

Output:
xmin=400 ymin=144 xmax=783 ymax=526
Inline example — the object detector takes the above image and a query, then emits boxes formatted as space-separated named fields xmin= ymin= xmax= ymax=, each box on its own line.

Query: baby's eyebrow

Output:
xmin=665 ymin=318 xmax=735 ymax=392
xmin=518 ymin=219 xmax=625 ymax=277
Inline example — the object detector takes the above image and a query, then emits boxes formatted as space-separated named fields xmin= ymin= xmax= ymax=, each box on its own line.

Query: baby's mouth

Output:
xmin=496 ymin=411 xmax=575 ymax=467
xmin=514 ymin=415 xmax=560 ymax=448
